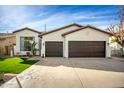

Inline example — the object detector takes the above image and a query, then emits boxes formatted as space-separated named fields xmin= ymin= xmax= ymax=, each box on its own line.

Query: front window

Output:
xmin=20 ymin=37 xmax=35 ymax=51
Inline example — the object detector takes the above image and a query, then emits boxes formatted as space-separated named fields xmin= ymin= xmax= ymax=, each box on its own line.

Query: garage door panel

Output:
xmin=45 ymin=42 xmax=63 ymax=57
xmin=69 ymin=41 xmax=105 ymax=57
xmin=46 ymin=53 xmax=62 ymax=57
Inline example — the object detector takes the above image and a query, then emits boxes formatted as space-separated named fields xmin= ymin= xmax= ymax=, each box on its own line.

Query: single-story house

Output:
xmin=39 ymin=23 xmax=112 ymax=58
xmin=11 ymin=23 xmax=112 ymax=58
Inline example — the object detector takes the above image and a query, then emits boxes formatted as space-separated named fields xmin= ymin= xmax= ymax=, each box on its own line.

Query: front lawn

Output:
xmin=0 ymin=57 xmax=38 ymax=74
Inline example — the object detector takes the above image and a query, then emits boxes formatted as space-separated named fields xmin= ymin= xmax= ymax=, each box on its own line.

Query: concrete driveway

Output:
xmin=1 ymin=57 xmax=124 ymax=88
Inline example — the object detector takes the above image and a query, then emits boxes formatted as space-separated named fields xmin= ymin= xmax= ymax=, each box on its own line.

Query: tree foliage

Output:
xmin=107 ymin=6 xmax=124 ymax=47
xmin=31 ymin=41 xmax=39 ymax=56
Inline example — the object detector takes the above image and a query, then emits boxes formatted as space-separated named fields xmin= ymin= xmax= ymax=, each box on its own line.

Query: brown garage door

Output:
xmin=45 ymin=42 xmax=63 ymax=57
xmin=69 ymin=41 xmax=105 ymax=57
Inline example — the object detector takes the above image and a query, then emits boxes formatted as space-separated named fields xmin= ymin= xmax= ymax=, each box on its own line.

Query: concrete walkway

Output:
xmin=1 ymin=57 xmax=124 ymax=88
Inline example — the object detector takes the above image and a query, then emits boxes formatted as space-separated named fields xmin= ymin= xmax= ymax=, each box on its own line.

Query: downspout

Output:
xmin=39 ymin=37 xmax=41 ymax=56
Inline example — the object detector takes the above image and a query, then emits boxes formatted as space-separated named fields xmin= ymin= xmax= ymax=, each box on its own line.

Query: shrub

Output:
xmin=0 ymin=47 xmax=5 ymax=56
xmin=26 ymin=52 xmax=32 ymax=57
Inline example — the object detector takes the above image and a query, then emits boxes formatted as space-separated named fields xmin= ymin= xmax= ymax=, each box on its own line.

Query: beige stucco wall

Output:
xmin=41 ymin=26 xmax=111 ymax=58
xmin=0 ymin=36 xmax=15 ymax=47
xmin=15 ymin=29 xmax=40 ymax=55
xmin=0 ymin=36 xmax=15 ymax=55
xmin=41 ymin=25 xmax=81 ymax=57
xmin=64 ymin=28 xmax=111 ymax=58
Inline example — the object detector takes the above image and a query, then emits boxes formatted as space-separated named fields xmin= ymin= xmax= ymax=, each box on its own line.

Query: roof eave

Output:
xmin=13 ymin=27 xmax=40 ymax=34
xmin=39 ymin=23 xmax=83 ymax=37
xmin=62 ymin=25 xmax=113 ymax=36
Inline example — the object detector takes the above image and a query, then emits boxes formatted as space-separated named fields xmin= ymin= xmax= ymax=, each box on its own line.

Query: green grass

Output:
xmin=0 ymin=57 xmax=38 ymax=74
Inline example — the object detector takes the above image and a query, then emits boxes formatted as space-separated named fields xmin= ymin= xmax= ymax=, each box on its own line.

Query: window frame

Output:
xmin=20 ymin=36 xmax=35 ymax=51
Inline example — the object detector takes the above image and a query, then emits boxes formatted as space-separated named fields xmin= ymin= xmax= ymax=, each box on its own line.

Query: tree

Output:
xmin=107 ymin=6 xmax=124 ymax=48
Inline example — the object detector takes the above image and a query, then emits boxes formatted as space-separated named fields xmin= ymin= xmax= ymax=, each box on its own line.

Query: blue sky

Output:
xmin=0 ymin=5 xmax=120 ymax=33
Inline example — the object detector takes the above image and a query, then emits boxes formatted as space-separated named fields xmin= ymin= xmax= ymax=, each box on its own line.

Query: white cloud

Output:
xmin=21 ymin=9 xmax=116 ymax=31
xmin=22 ymin=11 xmax=73 ymax=31
xmin=0 ymin=6 xmax=30 ymax=32
xmin=72 ymin=10 xmax=117 ymax=20
xmin=0 ymin=6 xmax=117 ymax=33
xmin=0 ymin=6 xmax=41 ymax=32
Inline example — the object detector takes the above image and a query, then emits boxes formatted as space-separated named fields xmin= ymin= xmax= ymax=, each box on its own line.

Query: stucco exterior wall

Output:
xmin=15 ymin=29 xmax=40 ymax=55
xmin=41 ymin=26 xmax=81 ymax=57
xmin=0 ymin=36 xmax=15 ymax=55
xmin=41 ymin=26 xmax=111 ymax=58
xmin=64 ymin=28 xmax=111 ymax=58
xmin=0 ymin=36 xmax=15 ymax=47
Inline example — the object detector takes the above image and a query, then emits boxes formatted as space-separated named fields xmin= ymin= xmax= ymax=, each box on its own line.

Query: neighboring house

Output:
xmin=39 ymin=23 xmax=112 ymax=58
xmin=13 ymin=27 xmax=42 ymax=56
xmin=109 ymin=37 xmax=123 ymax=50
xmin=109 ymin=31 xmax=124 ymax=56
xmin=0 ymin=33 xmax=15 ymax=55
xmin=110 ymin=30 xmax=123 ymax=50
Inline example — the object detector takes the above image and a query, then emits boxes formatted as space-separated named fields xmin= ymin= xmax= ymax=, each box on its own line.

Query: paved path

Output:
xmin=1 ymin=57 xmax=124 ymax=88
